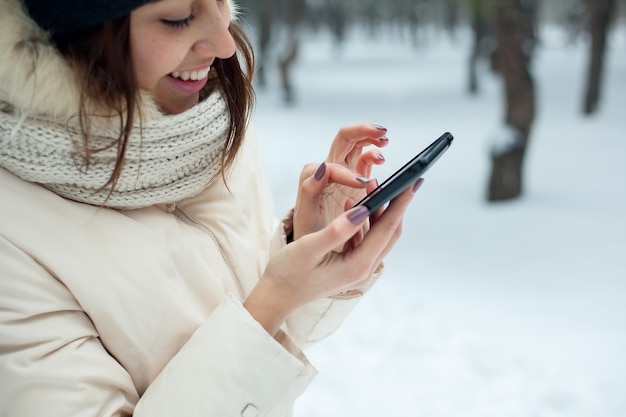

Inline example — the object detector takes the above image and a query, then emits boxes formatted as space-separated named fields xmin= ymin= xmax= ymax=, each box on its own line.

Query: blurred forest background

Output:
xmin=235 ymin=0 xmax=625 ymax=202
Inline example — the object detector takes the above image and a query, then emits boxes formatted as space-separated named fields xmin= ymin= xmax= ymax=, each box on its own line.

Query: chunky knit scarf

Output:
xmin=0 ymin=91 xmax=230 ymax=209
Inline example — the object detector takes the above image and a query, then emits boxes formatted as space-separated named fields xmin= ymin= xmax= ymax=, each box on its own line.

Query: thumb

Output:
xmin=297 ymin=205 xmax=370 ymax=258
xmin=300 ymin=161 xmax=330 ymax=199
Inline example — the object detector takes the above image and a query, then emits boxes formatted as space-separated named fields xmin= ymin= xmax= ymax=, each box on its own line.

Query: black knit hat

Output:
xmin=21 ymin=0 xmax=152 ymax=35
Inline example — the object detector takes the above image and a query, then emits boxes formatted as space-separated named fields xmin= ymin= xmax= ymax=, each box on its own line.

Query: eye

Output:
xmin=161 ymin=14 xmax=195 ymax=29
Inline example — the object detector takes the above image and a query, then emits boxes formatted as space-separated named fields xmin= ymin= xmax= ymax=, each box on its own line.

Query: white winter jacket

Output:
xmin=0 ymin=0 xmax=373 ymax=415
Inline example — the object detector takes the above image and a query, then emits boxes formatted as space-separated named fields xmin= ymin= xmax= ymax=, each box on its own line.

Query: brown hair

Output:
xmin=54 ymin=16 xmax=255 ymax=196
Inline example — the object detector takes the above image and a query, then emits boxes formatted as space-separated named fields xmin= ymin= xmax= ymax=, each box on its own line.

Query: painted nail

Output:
xmin=372 ymin=124 xmax=387 ymax=131
xmin=348 ymin=206 xmax=369 ymax=225
xmin=356 ymin=176 xmax=371 ymax=184
xmin=412 ymin=178 xmax=425 ymax=193
xmin=376 ymin=153 xmax=385 ymax=161
xmin=314 ymin=162 xmax=326 ymax=181
xmin=379 ymin=136 xmax=389 ymax=143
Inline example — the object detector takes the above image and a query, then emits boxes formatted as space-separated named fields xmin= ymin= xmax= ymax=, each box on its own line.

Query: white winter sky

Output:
xmin=251 ymin=22 xmax=626 ymax=417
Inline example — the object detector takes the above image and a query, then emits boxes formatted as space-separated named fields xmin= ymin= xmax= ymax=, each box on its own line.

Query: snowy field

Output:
xmin=251 ymin=24 xmax=626 ymax=417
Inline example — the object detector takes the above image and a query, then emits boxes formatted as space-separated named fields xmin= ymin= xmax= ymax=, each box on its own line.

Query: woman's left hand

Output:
xmin=293 ymin=123 xmax=389 ymax=242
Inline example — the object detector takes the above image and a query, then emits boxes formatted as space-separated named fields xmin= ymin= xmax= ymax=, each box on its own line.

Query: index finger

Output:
xmin=348 ymin=184 xmax=416 ymax=264
xmin=327 ymin=123 xmax=389 ymax=163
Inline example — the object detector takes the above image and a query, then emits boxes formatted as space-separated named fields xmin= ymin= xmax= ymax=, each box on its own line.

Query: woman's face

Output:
xmin=129 ymin=0 xmax=236 ymax=114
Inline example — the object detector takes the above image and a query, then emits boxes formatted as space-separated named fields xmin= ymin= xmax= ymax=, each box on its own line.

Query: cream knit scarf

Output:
xmin=0 ymin=91 xmax=230 ymax=209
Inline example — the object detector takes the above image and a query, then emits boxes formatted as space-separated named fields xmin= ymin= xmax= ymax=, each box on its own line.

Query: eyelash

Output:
xmin=159 ymin=0 xmax=227 ymax=29
xmin=161 ymin=14 xmax=195 ymax=29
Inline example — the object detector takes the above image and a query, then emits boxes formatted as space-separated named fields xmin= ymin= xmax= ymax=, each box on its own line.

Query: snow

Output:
xmin=252 ymin=25 xmax=626 ymax=417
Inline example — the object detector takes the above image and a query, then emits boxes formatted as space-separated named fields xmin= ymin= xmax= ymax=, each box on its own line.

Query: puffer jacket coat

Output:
xmin=0 ymin=0 xmax=372 ymax=416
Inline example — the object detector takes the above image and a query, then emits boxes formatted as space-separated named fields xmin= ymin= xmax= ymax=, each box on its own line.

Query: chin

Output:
xmin=156 ymin=95 xmax=198 ymax=115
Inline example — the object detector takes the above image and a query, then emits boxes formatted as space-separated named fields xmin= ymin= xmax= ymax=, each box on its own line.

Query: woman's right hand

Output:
xmin=243 ymin=180 xmax=420 ymax=337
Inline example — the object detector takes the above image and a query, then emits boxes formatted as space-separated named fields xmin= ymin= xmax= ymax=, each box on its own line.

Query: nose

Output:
xmin=192 ymin=10 xmax=236 ymax=59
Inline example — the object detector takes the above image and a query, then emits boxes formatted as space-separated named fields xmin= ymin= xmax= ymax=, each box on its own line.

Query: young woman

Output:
xmin=0 ymin=0 xmax=421 ymax=415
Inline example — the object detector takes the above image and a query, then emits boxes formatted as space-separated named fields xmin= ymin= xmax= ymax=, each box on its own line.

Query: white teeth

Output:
xmin=170 ymin=66 xmax=211 ymax=81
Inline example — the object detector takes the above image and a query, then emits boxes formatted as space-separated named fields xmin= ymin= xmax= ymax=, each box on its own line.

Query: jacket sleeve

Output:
xmin=0 ymin=235 xmax=316 ymax=417
xmin=269 ymin=211 xmax=383 ymax=346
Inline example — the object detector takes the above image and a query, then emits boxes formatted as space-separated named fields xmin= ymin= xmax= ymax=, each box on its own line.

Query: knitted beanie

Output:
xmin=21 ymin=0 xmax=152 ymax=35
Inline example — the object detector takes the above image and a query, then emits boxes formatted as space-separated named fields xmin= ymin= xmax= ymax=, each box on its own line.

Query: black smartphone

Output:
xmin=356 ymin=131 xmax=454 ymax=214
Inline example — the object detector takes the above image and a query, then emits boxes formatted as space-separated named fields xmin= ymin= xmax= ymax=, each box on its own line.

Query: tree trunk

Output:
xmin=443 ymin=0 xmax=461 ymax=40
xmin=487 ymin=0 xmax=537 ymax=202
xmin=467 ymin=0 xmax=489 ymax=94
xmin=255 ymin=0 xmax=275 ymax=88
xmin=583 ymin=0 xmax=616 ymax=115
xmin=277 ymin=0 xmax=304 ymax=104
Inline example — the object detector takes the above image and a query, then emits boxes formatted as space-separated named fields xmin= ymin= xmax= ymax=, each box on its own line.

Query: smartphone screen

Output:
xmin=356 ymin=132 xmax=454 ymax=214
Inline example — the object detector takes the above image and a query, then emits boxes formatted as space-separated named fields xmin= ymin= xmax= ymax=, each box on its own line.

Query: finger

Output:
xmin=349 ymin=183 xmax=417 ymax=263
xmin=344 ymin=143 xmax=364 ymax=170
xmin=369 ymin=177 xmax=423 ymax=228
xmin=355 ymin=149 xmax=386 ymax=178
xmin=371 ymin=219 xmax=403 ymax=268
xmin=366 ymin=177 xmax=380 ymax=195
xmin=299 ymin=162 xmax=372 ymax=204
xmin=295 ymin=162 xmax=373 ymax=239
xmin=369 ymin=179 xmax=424 ymax=265
xmin=297 ymin=206 xmax=370 ymax=260
xmin=342 ymin=198 xmax=364 ymax=251
xmin=367 ymin=179 xmax=384 ymax=226
xmin=327 ymin=123 xmax=390 ymax=163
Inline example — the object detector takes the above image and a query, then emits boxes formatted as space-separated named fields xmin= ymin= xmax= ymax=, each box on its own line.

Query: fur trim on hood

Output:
xmin=0 ymin=0 xmax=87 ymax=118
xmin=0 ymin=0 xmax=239 ymax=120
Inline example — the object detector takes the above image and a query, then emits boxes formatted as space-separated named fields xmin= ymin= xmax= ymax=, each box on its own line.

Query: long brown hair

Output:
xmin=54 ymin=16 xmax=255 ymax=196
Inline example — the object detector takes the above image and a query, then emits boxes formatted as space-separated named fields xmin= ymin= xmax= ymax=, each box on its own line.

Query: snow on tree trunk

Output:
xmin=487 ymin=0 xmax=537 ymax=202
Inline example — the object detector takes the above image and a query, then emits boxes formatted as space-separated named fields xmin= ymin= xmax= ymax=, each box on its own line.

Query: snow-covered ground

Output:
xmin=252 ymin=24 xmax=626 ymax=417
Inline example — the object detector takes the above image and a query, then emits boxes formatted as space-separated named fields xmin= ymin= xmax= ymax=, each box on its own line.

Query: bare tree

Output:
xmin=562 ymin=0 xmax=586 ymax=45
xmin=242 ymin=0 xmax=304 ymax=103
xmin=487 ymin=0 xmax=537 ymax=202
xmin=583 ymin=0 xmax=617 ymax=115
xmin=465 ymin=0 xmax=493 ymax=94
xmin=442 ymin=0 xmax=462 ymax=40
xmin=277 ymin=0 xmax=306 ymax=104
xmin=249 ymin=0 xmax=275 ymax=88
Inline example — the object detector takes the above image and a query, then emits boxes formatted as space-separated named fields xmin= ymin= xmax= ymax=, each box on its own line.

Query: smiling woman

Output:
xmin=130 ymin=0 xmax=237 ymax=114
xmin=0 ymin=0 xmax=421 ymax=416
xmin=33 ymin=0 xmax=254 ymax=197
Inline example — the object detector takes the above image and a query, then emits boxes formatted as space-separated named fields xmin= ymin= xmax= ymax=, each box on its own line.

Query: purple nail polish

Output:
xmin=412 ymin=178 xmax=424 ymax=193
xmin=372 ymin=124 xmax=387 ymax=131
xmin=379 ymin=136 xmax=389 ymax=143
xmin=376 ymin=153 xmax=385 ymax=161
xmin=348 ymin=206 xmax=369 ymax=225
xmin=314 ymin=162 xmax=326 ymax=181
xmin=356 ymin=176 xmax=371 ymax=184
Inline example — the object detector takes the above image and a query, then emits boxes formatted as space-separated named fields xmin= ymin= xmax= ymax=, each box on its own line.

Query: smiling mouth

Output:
xmin=170 ymin=66 xmax=211 ymax=81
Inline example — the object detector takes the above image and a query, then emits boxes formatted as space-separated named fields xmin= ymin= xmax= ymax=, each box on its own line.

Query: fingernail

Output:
xmin=372 ymin=124 xmax=387 ymax=131
xmin=379 ymin=136 xmax=389 ymax=143
xmin=356 ymin=176 xmax=371 ymax=184
xmin=412 ymin=178 xmax=424 ymax=193
xmin=314 ymin=162 xmax=326 ymax=181
xmin=376 ymin=153 xmax=385 ymax=161
xmin=348 ymin=206 xmax=369 ymax=225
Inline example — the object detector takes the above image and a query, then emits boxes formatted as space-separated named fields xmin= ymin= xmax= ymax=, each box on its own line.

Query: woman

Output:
xmin=0 ymin=0 xmax=421 ymax=415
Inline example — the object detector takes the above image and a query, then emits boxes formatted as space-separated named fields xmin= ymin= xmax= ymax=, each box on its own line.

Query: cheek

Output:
xmin=133 ymin=40 xmax=173 ymax=88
